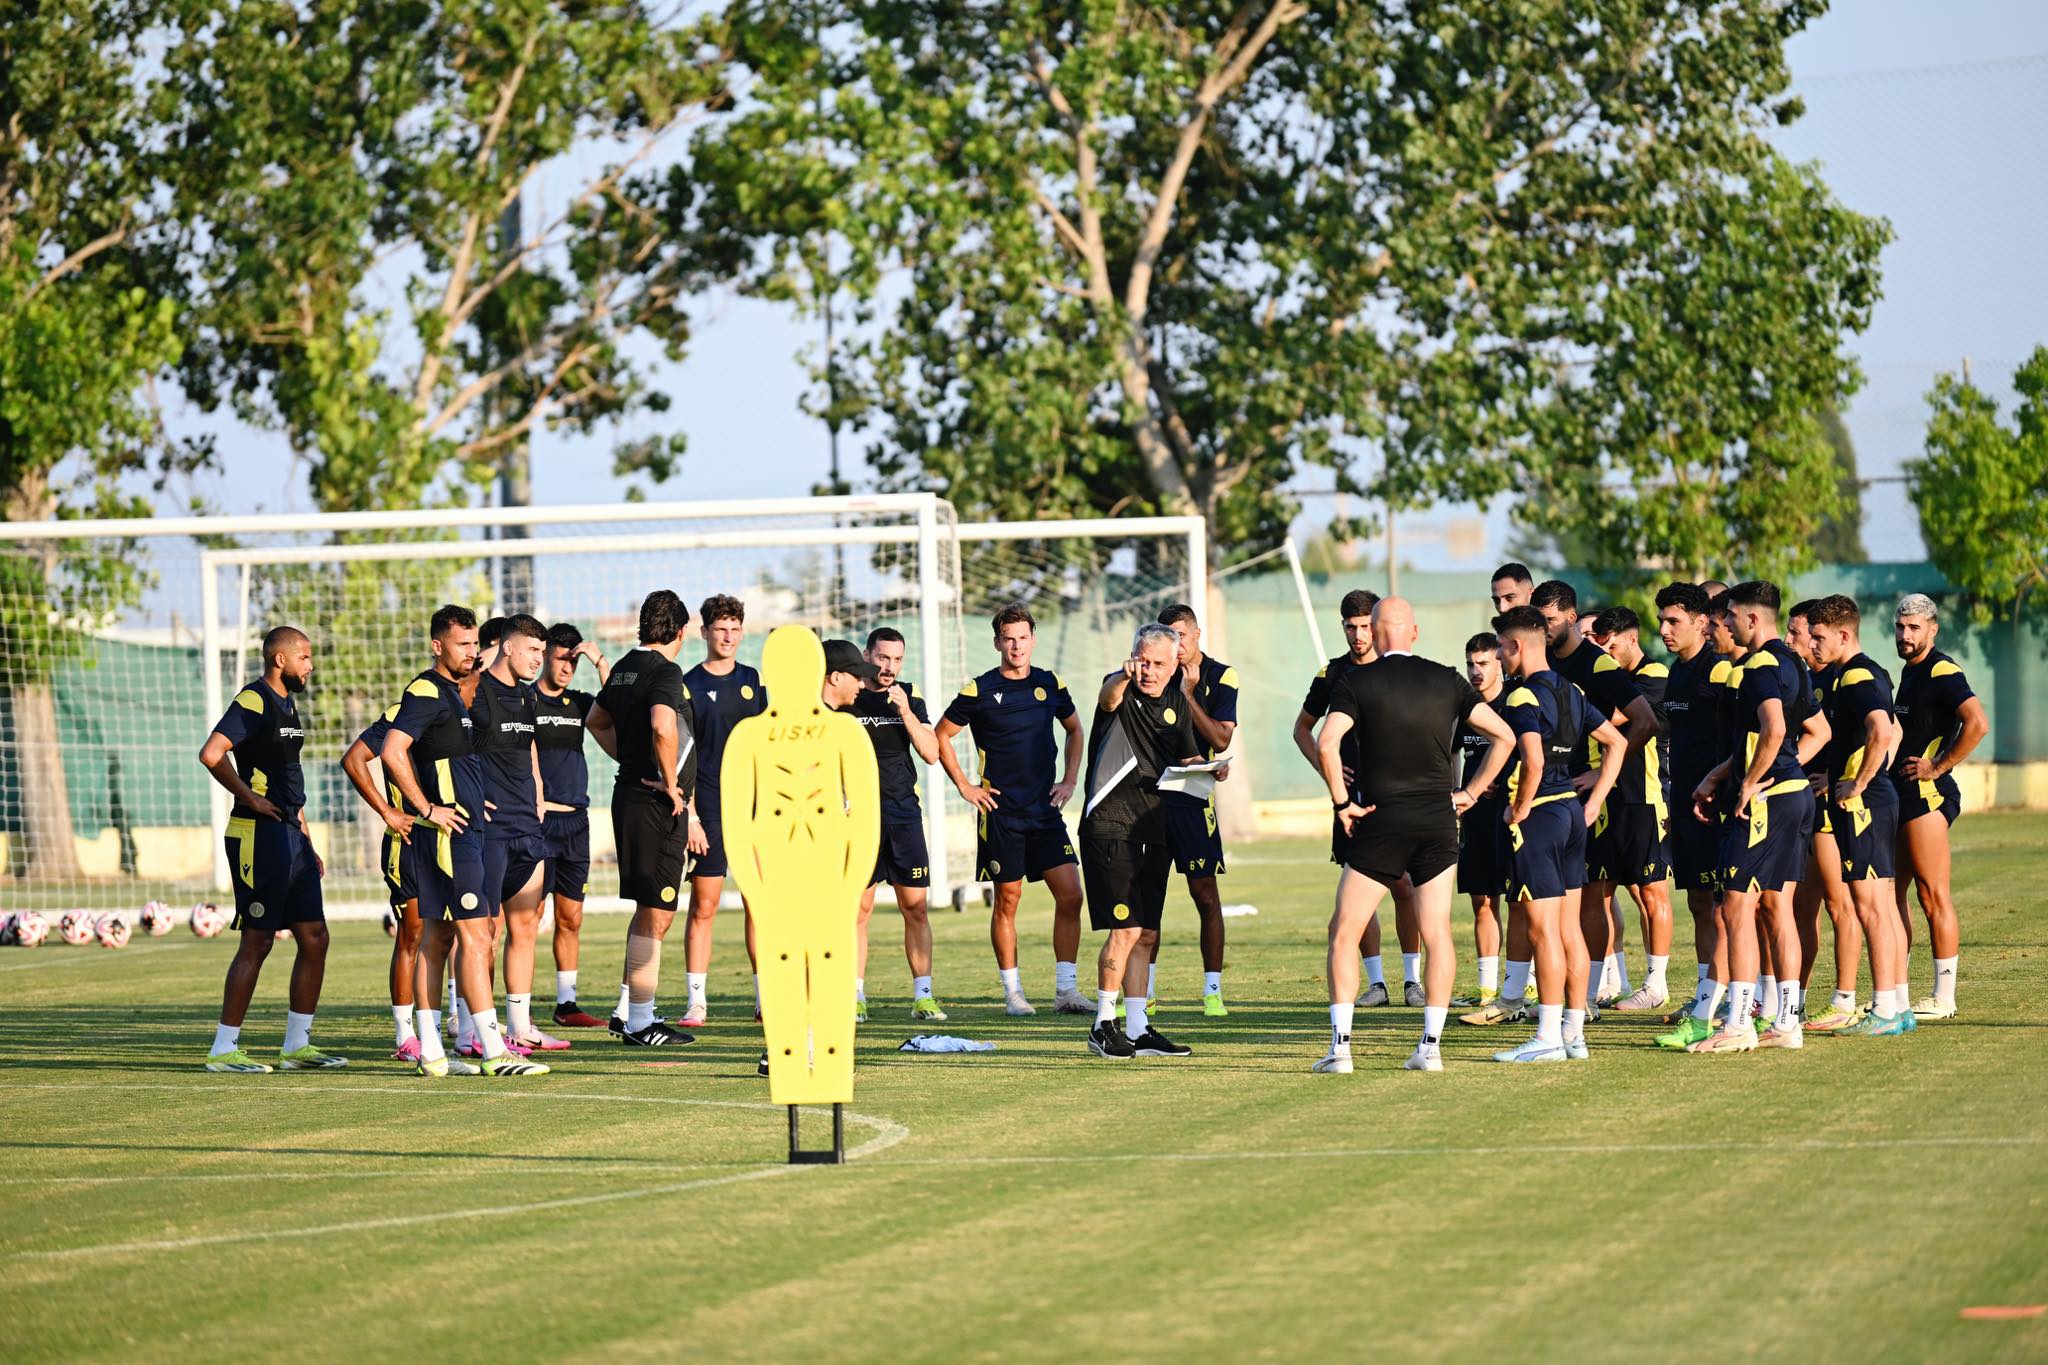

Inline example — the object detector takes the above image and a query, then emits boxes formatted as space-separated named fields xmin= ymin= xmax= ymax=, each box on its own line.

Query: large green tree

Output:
xmin=1910 ymin=348 xmax=2048 ymax=619
xmin=701 ymin=1 xmax=1884 ymax=578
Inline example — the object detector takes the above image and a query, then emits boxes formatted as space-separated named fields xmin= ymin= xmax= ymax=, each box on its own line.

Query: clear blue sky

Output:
xmin=169 ymin=1 xmax=2048 ymax=570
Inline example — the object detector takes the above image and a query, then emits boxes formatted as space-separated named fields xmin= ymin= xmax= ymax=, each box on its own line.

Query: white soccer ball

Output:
xmin=381 ymin=908 xmax=398 ymax=938
xmin=59 ymin=910 xmax=96 ymax=946
xmin=96 ymin=913 xmax=132 ymax=949
xmin=139 ymin=900 xmax=177 ymax=936
xmin=190 ymin=902 xmax=225 ymax=938
xmin=13 ymin=911 xmax=48 ymax=948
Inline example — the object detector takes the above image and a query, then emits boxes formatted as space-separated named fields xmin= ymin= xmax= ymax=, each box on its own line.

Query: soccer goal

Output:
xmin=0 ymin=495 xmax=1206 ymax=913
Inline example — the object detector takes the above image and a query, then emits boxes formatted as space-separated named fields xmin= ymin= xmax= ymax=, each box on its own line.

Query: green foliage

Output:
xmin=698 ymin=1 xmax=1885 ymax=576
xmin=1910 ymin=348 xmax=2048 ymax=619
xmin=1812 ymin=408 xmax=1868 ymax=563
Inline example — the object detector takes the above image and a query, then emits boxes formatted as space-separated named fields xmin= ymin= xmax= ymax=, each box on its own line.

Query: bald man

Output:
xmin=1314 ymin=599 xmax=1514 ymax=1072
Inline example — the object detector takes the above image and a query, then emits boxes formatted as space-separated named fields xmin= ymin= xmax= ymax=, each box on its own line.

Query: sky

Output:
xmin=163 ymin=0 xmax=2048 ymax=574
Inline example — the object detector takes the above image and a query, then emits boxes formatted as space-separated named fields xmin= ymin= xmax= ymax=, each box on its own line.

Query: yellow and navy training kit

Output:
xmin=1717 ymin=640 xmax=1818 ymax=895
xmin=1891 ymin=648 xmax=1975 ymax=828
xmin=596 ymin=647 xmax=695 ymax=908
xmin=354 ymin=704 xmax=417 ymax=910
xmin=212 ymin=678 xmax=323 ymax=932
xmin=854 ymin=682 xmax=934 ymax=888
xmin=1587 ymin=655 xmax=1671 ymax=886
xmin=945 ymin=665 xmax=1079 ymax=884
xmin=1662 ymin=647 xmax=1732 ymax=891
xmin=473 ymin=671 xmax=547 ymax=912
xmin=1078 ymin=674 xmax=1194 ymax=931
xmin=1823 ymin=653 xmax=1901 ymax=881
xmin=1552 ymin=640 xmax=1647 ymax=880
xmin=535 ymin=684 xmax=596 ymax=900
xmin=1498 ymin=670 xmax=1606 ymax=902
xmin=683 ymin=660 xmax=767 ymax=880
xmin=390 ymin=669 xmax=490 ymax=921
xmin=1160 ymin=656 xmax=1237 ymax=878
xmin=1806 ymin=661 xmax=1841 ymax=840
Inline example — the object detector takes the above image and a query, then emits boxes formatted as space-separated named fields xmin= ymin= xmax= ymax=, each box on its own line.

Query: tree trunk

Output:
xmin=8 ymin=681 xmax=85 ymax=881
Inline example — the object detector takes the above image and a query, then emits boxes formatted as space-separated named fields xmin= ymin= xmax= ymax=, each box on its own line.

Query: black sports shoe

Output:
xmin=621 ymin=1020 xmax=696 ymax=1047
xmin=1130 ymin=1027 xmax=1192 ymax=1058
xmin=608 ymin=1013 xmax=626 ymax=1036
xmin=1087 ymin=1022 xmax=1136 ymax=1060
xmin=756 ymin=1051 xmax=770 ymax=1077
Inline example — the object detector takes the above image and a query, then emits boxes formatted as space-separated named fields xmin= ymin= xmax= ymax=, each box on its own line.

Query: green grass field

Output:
xmin=4 ymin=815 xmax=2046 ymax=1362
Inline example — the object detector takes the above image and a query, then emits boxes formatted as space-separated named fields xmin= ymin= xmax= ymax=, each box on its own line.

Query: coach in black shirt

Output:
xmin=1313 ymin=598 xmax=1513 ymax=1074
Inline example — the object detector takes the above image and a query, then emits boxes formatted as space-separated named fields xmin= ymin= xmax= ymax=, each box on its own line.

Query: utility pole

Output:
xmin=496 ymin=186 xmax=535 ymax=612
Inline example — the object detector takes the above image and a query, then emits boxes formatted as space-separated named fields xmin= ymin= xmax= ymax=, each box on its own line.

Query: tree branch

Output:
xmin=25 ymin=215 xmax=132 ymax=301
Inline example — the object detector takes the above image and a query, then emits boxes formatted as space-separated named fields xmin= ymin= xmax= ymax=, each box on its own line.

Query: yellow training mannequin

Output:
xmin=720 ymin=626 xmax=881 ymax=1106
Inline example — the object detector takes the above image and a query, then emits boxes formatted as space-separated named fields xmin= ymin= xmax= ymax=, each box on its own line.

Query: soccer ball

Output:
xmin=381 ymin=908 xmax=398 ymax=938
xmin=139 ymin=900 xmax=177 ymax=936
xmin=190 ymin=902 xmax=225 ymax=938
xmin=274 ymin=927 xmax=293 ymax=942
xmin=59 ymin=910 xmax=96 ymax=946
xmin=96 ymin=913 xmax=132 ymax=949
xmin=12 ymin=911 xmax=48 ymax=948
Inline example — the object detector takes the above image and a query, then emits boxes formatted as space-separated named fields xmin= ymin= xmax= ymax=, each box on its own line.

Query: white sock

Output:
xmin=1647 ymin=954 xmax=1670 ymax=996
xmin=1727 ymin=982 xmax=1756 ymax=1029
xmin=615 ymin=983 xmax=632 ymax=1019
xmin=1503 ymin=959 xmax=1533 ymax=999
xmin=1055 ymin=960 xmax=1078 ymax=993
xmin=913 ymin=975 xmax=934 ymax=1001
xmin=627 ymin=995 xmax=655 ymax=1032
xmin=1478 ymin=956 xmax=1500 ymax=994
xmin=416 ymin=1010 xmax=445 ymax=1061
xmin=855 ymin=977 xmax=866 ymax=1002
xmin=1884 ymin=986 xmax=1907 ymax=1017
xmin=1400 ymin=952 xmax=1421 ymax=985
xmin=1203 ymin=970 xmax=1222 ymax=996
xmin=753 ymin=975 xmax=762 ymax=1012
xmin=999 ymin=966 xmax=1022 ymax=994
xmin=454 ymin=996 xmax=475 ymax=1047
xmin=392 ymin=1006 xmax=416 ymax=1046
xmin=1697 ymin=962 xmax=1710 ymax=989
xmin=1613 ymin=949 xmax=1632 ymax=993
xmin=1420 ymin=1006 xmax=1447 ymax=1048
xmin=1124 ymin=996 xmax=1149 ymax=1040
xmin=1776 ymin=980 xmax=1800 ymax=1031
xmin=474 ymin=1008 xmax=505 ymax=1059
xmin=1536 ymin=1002 xmax=1563 ymax=1046
xmin=555 ymin=970 xmax=577 ymax=1006
xmin=1561 ymin=1007 xmax=1585 ymax=1044
xmin=210 ymin=1023 xmax=240 ymax=1056
xmin=1832 ymin=988 xmax=1856 ymax=1011
xmin=1693 ymin=980 xmax=1725 ymax=1021
xmin=1363 ymin=955 xmax=1386 ymax=987
xmin=1145 ymin=963 xmax=1156 ymax=1000
xmin=1934 ymin=956 xmax=1958 ymax=1006
xmin=687 ymin=972 xmax=708 ymax=1008
xmin=1330 ymin=1002 xmax=1355 ymax=1050
xmin=1094 ymin=990 xmax=1119 ymax=1026
xmin=1758 ymin=976 xmax=1775 ymax=1017
xmin=507 ymin=992 xmax=532 ymax=1040
xmin=282 ymin=1010 xmax=313 ymax=1053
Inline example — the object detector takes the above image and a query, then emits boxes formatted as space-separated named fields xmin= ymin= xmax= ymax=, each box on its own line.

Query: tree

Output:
xmin=0 ymin=3 xmax=200 ymax=880
xmin=1909 ymin=348 xmax=2048 ymax=619
xmin=699 ymin=2 xmax=1883 ymax=577
xmin=1813 ymin=407 xmax=1867 ymax=563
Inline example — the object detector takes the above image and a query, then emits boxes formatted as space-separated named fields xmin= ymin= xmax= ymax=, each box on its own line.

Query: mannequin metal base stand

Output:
xmin=787 ymin=1103 xmax=846 ymax=1164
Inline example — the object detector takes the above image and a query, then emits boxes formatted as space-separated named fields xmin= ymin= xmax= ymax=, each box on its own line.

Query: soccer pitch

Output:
xmin=4 ymin=817 xmax=2045 ymax=1362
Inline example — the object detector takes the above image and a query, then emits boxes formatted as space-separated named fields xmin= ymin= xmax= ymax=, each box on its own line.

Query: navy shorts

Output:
xmin=1832 ymin=797 xmax=1899 ymax=882
xmin=1162 ymin=799 xmax=1226 ymax=877
xmin=691 ymin=808 xmax=730 ymax=880
xmin=543 ymin=808 xmax=591 ymax=900
xmin=615 ymin=792 xmax=691 ymax=908
xmin=380 ymin=827 xmax=418 ymax=910
xmin=1457 ymin=800 xmax=1507 ymax=897
xmin=224 ymin=814 xmax=325 ymax=931
xmin=871 ymin=819 xmax=932 ymax=888
xmin=1897 ymin=773 xmax=1962 ymax=828
xmin=1720 ymin=783 xmax=1815 ymax=896
xmin=976 ymin=807 xmax=1076 ymax=884
xmin=1506 ymin=798 xmax=1587 ymax=903
xmin=418 ymin=826 xmax=491 ymax=922
xmin=1081 ymin=831 xmax=1172 ymax=932
xmin=1588 ymin=803 xmax=1670 ymax=886
xmin=1670 ymin=806 xmax=1724 ymax=893
xmin=483 ymin=832 xmax=547 ymax=912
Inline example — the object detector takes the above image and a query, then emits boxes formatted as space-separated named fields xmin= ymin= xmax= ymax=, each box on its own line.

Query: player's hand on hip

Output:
xmin=1582 ymin=797 xmax=1604 ymax=829
xmin=1569 ymin=770 xmax=1597 ymax=796
xmin=1049 ymin=780 xmax=1076 ymax=808
xmin=958 ymin=781 xmax=999 ymax=813
xmin=1900 ymin=755 xmax=1933 ymax=781
xmin=384 ymin=810 xmax=417 ymax=841
xmin=1451 ymin=788 xmax=1476 ymax=815
xmin=1337 ymin=801 xmax=1375 ymax=835
xmin=249 ymin=794 xmax=283 ymax=822
xmin=426 ymin=803 xmax=466 ymax=835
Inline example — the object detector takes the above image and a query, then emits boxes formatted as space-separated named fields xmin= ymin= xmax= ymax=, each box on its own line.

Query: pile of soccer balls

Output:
xmin=1 ymin=900 xmax=231 ymax=949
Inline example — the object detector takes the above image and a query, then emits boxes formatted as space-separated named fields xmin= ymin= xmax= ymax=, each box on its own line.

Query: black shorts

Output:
xmin=1162 ymin=799 xmax=1226 ymax=877
xmin=1897 ymin=773 xmax=1962 ymax=828
xmin=615 ymin=793 xmax=692 ymax=908
xmin=1346 ymin=811 xmax=1459 ymax=889
xmin=1720 ymin=782 xmax=1815 ymax=895
xmin=1832 ymin=797 xmax=1899 ymax=881
xmin=691 ymin=806 xmax=731 ymax=880
xmin=976 ymin=807 xmax=1076 ymax=884
xmin=1457 ymin=800 xmax=1507 ymax=897
xmin=380 ymin=827 xmax=418 ymax=910
xmin=1670 ymin=804 xmax=1724 ymax=893
xmin=871 ymin=819 xmax=932 ymax=888
xmin=1589 ymin=803 xmax=1669 ymax=886
xmin=1081 ymin=832 xmax=1172 ymax=931
xmin=543 ymin=808 xmax=591 ymax=900
xmin=483 ymin=832 xmax=547 ymax=912
xmin=224 ymin=814 xmax=325 ymax=931
xmin=1506 ymin=798 xmax=1587 ymax=903
xmin=418 ymin=826 xmax=491 ymax=922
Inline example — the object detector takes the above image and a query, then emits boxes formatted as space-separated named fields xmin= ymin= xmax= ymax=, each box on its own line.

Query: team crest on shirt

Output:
xmin=1034 ymin=687 xmax=1046 ymax=701
xmin=1163 ymin=708 xmax=1177 ymax=724
xmin=740 ymin=684 xmax=755 ymax=700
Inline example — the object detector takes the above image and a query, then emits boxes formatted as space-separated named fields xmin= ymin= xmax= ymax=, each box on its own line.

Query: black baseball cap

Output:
xmin=823 ymin=638 xmax=881 ymax=682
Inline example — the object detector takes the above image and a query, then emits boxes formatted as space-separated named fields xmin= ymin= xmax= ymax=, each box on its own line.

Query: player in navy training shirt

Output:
xmin=679 ymin=594 xmax=768 ymax=1026
xmin=535 ymin=622 xmax=609 ymax=1029
xmin=340 ymin=699 xmax=424 ymax=1059
xmin=852 ymin=627 xmax=948 ymax=1023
